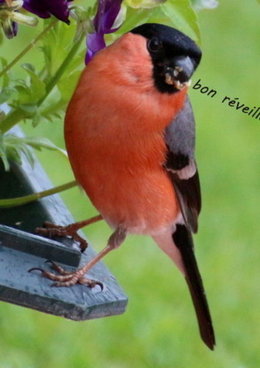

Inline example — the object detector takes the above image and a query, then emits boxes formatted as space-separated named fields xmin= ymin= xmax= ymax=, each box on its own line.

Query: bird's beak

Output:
xmin=164 ymin=56 xmax=194 ymax=90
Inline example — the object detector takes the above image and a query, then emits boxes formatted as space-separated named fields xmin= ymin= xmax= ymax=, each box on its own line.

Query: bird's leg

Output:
xmin=29 ymin=227 xmax=127 ymax=288
xmin=35 ymin=214 xmax=103 ymax=252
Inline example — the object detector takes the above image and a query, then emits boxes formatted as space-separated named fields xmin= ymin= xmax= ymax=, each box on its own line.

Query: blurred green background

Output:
xmin=1 ymin=1 xmax=260 ymax=367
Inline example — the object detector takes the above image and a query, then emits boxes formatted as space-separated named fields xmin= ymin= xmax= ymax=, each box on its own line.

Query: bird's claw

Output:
xmin=28 ymin=261 xmax=103 ymax=289
xmin=35 ymin=221 xmax=88 ymax=252
xmin=44 ymin=259 xmax=72 ymax=275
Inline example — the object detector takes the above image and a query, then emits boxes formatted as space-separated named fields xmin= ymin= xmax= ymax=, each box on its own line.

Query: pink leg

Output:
xmin=29 ymin=227 xmax=127 ymax=288
xmin=35 ymin=214 xmax=103 ymax=252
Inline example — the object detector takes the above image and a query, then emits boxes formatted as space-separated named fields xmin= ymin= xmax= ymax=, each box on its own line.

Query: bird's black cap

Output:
xmin=131 ymin=23 xmax=202 ymax=93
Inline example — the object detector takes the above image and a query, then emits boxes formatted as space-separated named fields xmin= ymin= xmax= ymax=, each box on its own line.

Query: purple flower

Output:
xmin=0 ymin=0 xmax=71 ymax=39
xmin=86 ymin=0 xmax=123 ymax=64
xmin=23 ymin=0 xmax=71 ymax=24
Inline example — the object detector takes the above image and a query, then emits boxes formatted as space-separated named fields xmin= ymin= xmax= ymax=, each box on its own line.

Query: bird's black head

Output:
xmin=131 ymin=23 xmax=202 ymax=94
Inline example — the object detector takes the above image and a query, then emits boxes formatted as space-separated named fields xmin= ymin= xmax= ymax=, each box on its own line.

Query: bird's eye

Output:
xmin=147 ymin=37 xmax=162 ymax=53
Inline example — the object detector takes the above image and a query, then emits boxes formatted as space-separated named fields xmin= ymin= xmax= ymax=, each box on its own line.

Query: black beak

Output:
xmin=164 ymin=56 xmax=194 ymax=89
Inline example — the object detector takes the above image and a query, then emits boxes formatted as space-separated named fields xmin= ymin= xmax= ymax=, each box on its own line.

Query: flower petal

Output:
xmin=94 ymin=0 xmax=122 ymax=33
xmin=85 ymin=33 xmax=106 ymax=64
xmin=23 ymin=0 xmax=71 ymax=24
xmin=86 ymin=0 xmax=123 ymax=64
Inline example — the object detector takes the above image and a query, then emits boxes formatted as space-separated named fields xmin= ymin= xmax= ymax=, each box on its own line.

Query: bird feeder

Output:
xmin=0 ymin=130 xmax=127 ymax=320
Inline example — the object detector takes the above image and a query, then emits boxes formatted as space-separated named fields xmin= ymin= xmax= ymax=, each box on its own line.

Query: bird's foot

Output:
xmin=35 ymin=221 xmax=88 ymax=252
xmin=29 ymin=260 xmax=103 ymax=288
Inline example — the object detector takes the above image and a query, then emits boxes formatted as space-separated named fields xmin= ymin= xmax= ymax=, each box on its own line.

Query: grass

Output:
xmin=0 ymin=0 xmax=260 ymax=367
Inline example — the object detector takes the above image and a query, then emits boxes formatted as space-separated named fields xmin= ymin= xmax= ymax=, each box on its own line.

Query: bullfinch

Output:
xmin=34 ymin=23 xmax=216 ymax=350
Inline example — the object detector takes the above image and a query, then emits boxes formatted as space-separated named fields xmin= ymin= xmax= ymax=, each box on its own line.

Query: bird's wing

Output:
xmin=163 ymin=97 xmax=215 ymax=350
xmin=164 ymin=96 xmax=201 ymax=233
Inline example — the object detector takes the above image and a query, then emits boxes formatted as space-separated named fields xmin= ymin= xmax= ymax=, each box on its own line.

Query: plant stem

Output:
xmin=0 ymin=180 xmax=77 ymax=208
xmin=39 ymin=34 xmax=84 ymax=105
xmin=0 ymin=19 xmax=58 ymax=79
xmin=0 ymin=109 xmax=28 ymax=134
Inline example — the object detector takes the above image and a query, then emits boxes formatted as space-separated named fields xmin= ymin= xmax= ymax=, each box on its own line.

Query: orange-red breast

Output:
xmin=42 ymin=23 xmax=215 ymax=349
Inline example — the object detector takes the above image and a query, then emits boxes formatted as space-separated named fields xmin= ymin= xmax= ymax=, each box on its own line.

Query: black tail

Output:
xmin=173 ymin=224 xmax=216 ymax=350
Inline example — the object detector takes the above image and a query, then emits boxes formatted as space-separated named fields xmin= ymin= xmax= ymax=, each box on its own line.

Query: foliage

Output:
xmin=0 ymin=133 xmax=66 ymax=170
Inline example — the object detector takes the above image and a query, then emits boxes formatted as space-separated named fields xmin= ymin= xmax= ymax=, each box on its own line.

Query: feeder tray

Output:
xmin=0 ymin=129 xmax=128 ymax=320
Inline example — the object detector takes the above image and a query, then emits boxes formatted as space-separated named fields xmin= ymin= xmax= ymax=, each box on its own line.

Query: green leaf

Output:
xmin=161 ymin=1 xmax=200 ymax=43
xmin=1 ymin=134 xmax=31 ymax=168
xmin=9 ymin=64 xmax=46 ymax=119
xmin=0 ymin=110 xmax=5 ymax=123
xmin=125 ymin=0 xmax=166 ymax=8
xmin=20 ymin=136 xmax=67 ymax=157
xmin=0 ymin=87 xmax=15 ymax=104
xmin=57 ymin=68 xmax=82 ymax=102
xmin=21 ymin=63 xmax=46 ymax=102
xmin=16 ymin=144 xmax=34 ymax=166
xmin=0 ymin=133 xmax=67 ymax=171
xmin=31 ymin=111 xmax=42 ymax=127
xmin=40 ymin=20 xmax=83 ymax=82
xmin=37 ymin=95 xmax=65 ymax=124
xmin=54 ymin=47 xmax=84 ymax=103
xmin=19 ymin=104 xmax=38 ymax=114
xmin=13 ymin=83 xmax=31 ymax=104
xmin=117 ymin=7 xmax=153 ymax=34
xmin=0 ymin=132 xmax=10 ymax=170
xmin=119 ymin=0 xmax=200 ymax=43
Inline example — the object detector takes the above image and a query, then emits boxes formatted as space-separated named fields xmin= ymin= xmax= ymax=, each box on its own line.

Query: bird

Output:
xmin=33 ymin=23 xmax=216 ymax=350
